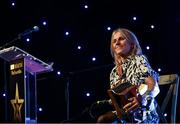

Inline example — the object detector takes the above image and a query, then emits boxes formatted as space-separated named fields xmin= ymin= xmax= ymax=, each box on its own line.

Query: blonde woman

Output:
xmin=96 ymin=28 xmax=160 ymax=123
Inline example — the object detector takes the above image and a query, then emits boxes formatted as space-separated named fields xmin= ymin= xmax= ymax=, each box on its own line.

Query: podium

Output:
xmin=0 ymin=46 xmax=53 ymax=123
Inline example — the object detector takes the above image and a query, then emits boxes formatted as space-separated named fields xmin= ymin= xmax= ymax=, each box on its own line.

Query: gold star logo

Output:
xmin=10 ymin=83 xmax=24 ymax=122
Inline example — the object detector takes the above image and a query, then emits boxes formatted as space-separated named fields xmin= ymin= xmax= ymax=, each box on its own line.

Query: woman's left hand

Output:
xmin=123 ymin=97 xmax=139 ymax=113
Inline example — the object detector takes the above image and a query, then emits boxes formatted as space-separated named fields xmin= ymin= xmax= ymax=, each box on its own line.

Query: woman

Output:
xmin=96 ymin=28 xmax=160 ymax=123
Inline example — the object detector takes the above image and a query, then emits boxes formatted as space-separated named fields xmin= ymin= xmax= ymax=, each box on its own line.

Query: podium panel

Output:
xmin=9 ymin=58 xmax=25 ymax=122
xmin=0 ymin=46 xmax=53 ymax=123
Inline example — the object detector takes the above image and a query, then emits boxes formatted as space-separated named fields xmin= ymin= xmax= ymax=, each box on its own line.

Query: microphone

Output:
xmin=33 ymin=26 xmax=39 ymax=32
xmin=19 ymin=26 xmax=39 ymax=37
xmin=0 ymin=26 xmax=40 ymax=50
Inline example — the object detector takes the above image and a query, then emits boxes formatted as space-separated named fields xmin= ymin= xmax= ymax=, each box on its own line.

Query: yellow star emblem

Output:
xmin=10 ymin=82 xmax=24 ymax=122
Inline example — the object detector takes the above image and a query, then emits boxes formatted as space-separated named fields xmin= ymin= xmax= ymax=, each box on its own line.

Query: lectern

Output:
xmin=0 ymin=46 xmax=53 ymax=123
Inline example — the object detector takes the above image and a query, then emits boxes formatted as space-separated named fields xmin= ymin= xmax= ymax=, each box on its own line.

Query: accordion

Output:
xmin=107 ymin=82 xmax=140 ymax=118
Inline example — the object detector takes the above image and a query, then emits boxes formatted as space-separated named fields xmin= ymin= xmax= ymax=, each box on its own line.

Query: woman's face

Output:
xmin=111 ymin=31 xmax=132 ymax=56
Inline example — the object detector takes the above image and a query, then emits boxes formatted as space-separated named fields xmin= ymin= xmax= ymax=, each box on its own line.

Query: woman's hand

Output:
xmin=123 ymin=96 xmax=139 ymax=113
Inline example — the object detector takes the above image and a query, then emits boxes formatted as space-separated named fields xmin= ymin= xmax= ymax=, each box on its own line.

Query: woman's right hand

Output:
xmin=123 ymin=96 xmax=139 ymax=113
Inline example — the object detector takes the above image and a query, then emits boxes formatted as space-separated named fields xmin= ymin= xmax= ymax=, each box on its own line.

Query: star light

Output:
xmin=26 ymin=38 xmax=30 ymax=42
xmin=151 ymin=25 xmax=155 ymax=29
xmin=84 ymin=5 xmax=88 ymax=9
xmin=158 ymin=68 xmax=161 ymax=72
xmin=164 ymin=113 xmax=167 ymax=117
xmin=39 ymin=107 xmax=43 ymax=112
xmin=3 ymin=93 xmax=6 ymax=97
xmin=42 ymin=21 xmax=47 ymax=26
xmin=146 ymin=46 xmax=150 ymax=50
xmin=11 ymin=2 xmax=15 ymax=6
xmin=92 ymin=57 xmax=96 ymax=61
xmin=57 ymin=71 xmax=61 ymax=75
xmin=65 ymin=31 xmax=69 ymax=36
xmin=107 ymin=26 xmax=111 ymax=31
xmin=133 ymin=16 xmax=137 ymax=21
xmin=86 ymin=93 xmax=90 ymax=96
xmin=77 ymin=45 xmax=81 ymax=50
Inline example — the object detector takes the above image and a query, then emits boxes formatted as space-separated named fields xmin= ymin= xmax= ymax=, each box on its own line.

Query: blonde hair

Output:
xmin=110 ymin=28 xmax=142 ymax=61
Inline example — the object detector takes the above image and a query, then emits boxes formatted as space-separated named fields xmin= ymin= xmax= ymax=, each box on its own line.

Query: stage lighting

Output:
xmin=151 ymin=25 xmax=155 ymax=29
xmin=92 ymin=57 xmax=96 ymax=61
xmin=65 ymin=31 xmax=69 ymax=36
xmin=133 ymin=16 xmax=137 ymax=21
xmin=57 ymin=71 xmax=61 ymax=75
xmin=38 ymin=107 xmax=43 ymax=112
xmin=86 ymin=93 xmax=90 ymax=96
xmin=146 ymin=46 xmax=150 ymax=50
xmin=84 ymin=5 xmax=88 ymax=9
xmin=107 ymin=27 xmax=111 ymax=31
xmin=77 ymin=45 xmax=81 ymax=50
xmin=26 ymin=38 xmax=30 ymax=42
xmin=164 ymin=113 xmax=167 ymax=117
xmin=3 ymin=93 xmax=6 ymax=97
xmin=158 ymin=68 xmax=161 ymax=72
xmin=43 ymin=21 xmax=47 ymax=26
xmin=11 ymin=2 xmax=15 ymax=6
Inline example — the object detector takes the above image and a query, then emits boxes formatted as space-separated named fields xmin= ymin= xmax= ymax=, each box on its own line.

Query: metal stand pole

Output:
xmin=65 ymin=64 xmax=113 ymax=121
xmin=66 ymin=76 xmax=70 ymax=121
xmin=3 ymin=61 xmax=7 ymax=122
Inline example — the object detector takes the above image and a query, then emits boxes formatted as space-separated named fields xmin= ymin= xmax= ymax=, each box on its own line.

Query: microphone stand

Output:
xmin=65 ymin=64 xmax=114 ymax=121
xmin=0 ymin=35 xmax=21 ymax=50
xmin=0 ymin=26 xmax=39 ymax=50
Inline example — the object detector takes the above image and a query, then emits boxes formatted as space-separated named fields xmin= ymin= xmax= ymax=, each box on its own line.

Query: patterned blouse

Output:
xmin=109 ymin=54 xmax=159 ymax=123
xmin=110 ymin=54 xmax=159 ymax=89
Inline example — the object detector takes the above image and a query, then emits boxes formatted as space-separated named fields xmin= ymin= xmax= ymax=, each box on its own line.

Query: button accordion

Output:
xmin=107 ymin=82 xmax=140 ymax=118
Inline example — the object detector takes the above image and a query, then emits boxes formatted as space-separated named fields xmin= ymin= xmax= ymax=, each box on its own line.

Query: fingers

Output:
xmin=123 ymin=102 xmax=132 ymax=109
xmin=124 ymin=102 xmax=139 ymax=113
xmin=123 ymin=97 xmax=139 ymax=113
xmin=128 ymin=97 xmax=134 ymax=101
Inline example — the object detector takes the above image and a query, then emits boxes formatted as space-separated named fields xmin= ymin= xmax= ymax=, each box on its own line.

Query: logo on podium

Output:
xmin=10 ymin=83 xmax=24 ymax=122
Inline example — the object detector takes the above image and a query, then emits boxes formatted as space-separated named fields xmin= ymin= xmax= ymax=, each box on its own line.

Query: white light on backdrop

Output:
xmin=84 ymin=5 xmax=88 ymax=9
xmin=158 ymin=68 xmax=161 ymax=72
xmin=43 ymin=21 xmax=47 ymax=26
xmin=3 ymin=93 xmax=6 ymax=97
xmin=77 ymin=45 xmax=81 ymax=50
xmin=146 ymin=46 xmax=150 ymax=50
xmin=65 ymin=31 xmax=69 ymax=36
xmin=86 ymin=93 xmax=90 ymax=96
xmin=92 ymin=57 xmax=96 ymax=61
xmin=39 ymin=107 xmax=43 ymax=112
xmin=107 ymin=27 xmax=111 ymax=31
xmin=11 ymin=2 xmax=15 ymax=6
xmin=133 ymin=16 xmax=137 ymax=21
xmin=57 ymin=71 xmax=61 ymax=75
xmin=151 ymin=25 xmax=155 ymax=29
xmin=26 ymin=38 xmax=30 ymax=42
